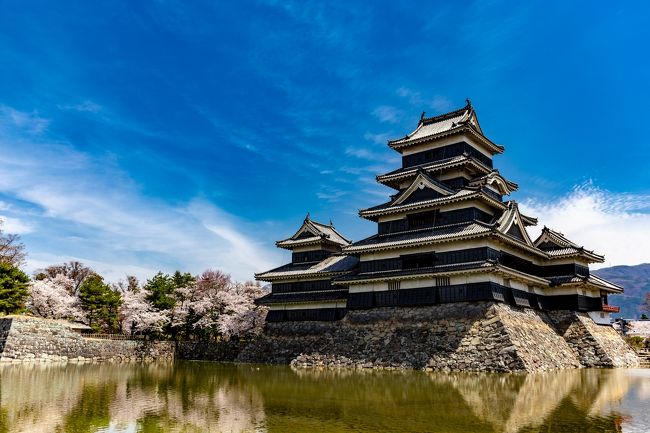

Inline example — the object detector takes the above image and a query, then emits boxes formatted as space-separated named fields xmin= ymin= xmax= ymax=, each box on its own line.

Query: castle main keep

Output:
xmin=250 ymin=101 xmax=636 ymax=371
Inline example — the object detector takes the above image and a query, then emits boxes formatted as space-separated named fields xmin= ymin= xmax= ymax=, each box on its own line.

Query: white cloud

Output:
xmin=396 ymin=88 xmax=453 ymax=113
xmin=57 ymin=100 xmax=102 ymax=113
xmin=344 ymin=146 xmax=387 ymax=162
xmin=372 ymin=105 xmax=401 ymax=124
xmin=430 ymin=95 xmax=453 ymax=113
xmin=363 ymin=131 xmax=393 ymax=145
xmin=316 ymin=189 xmax=347 ymax=202
xmin=0 ymin=215 xmax=34 ymax=234
xmin=0 ymin=106 xmax=281 ymax=282
xmin=0 ymin=105 xmax=49 ymax=135
xmin=520 ymin=183 xmax=650 ymax=269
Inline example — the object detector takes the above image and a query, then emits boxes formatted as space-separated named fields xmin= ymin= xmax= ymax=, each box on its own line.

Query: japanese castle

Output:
xmin=256 ymin=100 xmax=622 ymax=324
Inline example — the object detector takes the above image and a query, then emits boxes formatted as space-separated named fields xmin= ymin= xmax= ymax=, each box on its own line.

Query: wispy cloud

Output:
xmin=363 ymin=131 xmax=393 ymax=145
xmin=344 ymin=146 xmax=389 ymax=162
xmin=0 ymin=105 xmax=280 ymax=281
xmin=57 ymin=100 xmax=102 ymax=113
xmin=316 ymin=188 xmax=347 ymax=202
xmin=0 ymin=105 xmax=49 ymax=135
xmin=396 ymin=88 xmax=453 ymax=113
xmin=521 ymin=182 xmax=650 ymax=269
xmin=430 ymin=95 xmax=453 ymax=113
xmin=372 ymin=105 xmax=402 ymax=124
xmin=0 ymin=215 xmax=33 ymax=234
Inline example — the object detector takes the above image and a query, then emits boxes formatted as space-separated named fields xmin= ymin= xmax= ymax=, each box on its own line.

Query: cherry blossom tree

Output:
xmin=118 ymin=288 xmax=168 ymax=336
xmin=39 ymin=261 xmax=95 ymax=295
xmin=216 ymin=281 xmax=266 ymax=340
xmin=27 ymin=274 xmax=85 ymax=321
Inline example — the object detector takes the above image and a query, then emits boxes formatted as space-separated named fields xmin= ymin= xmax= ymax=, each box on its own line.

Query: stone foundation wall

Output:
xmin=548 ymin=311 xmax=639 ymax=368
xmin=0 ymin=316 xmax=175 ymax=363
xmin=175 ymin=340 xmax=242 ymax=362
xmin=238 ymin=302 xmax=638 ymax=372
xmin=1 ymin=304 xmax=639 ymax=372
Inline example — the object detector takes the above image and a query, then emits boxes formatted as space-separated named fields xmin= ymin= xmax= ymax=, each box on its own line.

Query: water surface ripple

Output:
xmin=1 ymin=362 xmax=649 ymax=432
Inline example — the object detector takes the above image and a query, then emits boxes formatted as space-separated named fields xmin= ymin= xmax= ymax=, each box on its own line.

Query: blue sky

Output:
xmin=1 ymin=1 xmax=649 ymax=281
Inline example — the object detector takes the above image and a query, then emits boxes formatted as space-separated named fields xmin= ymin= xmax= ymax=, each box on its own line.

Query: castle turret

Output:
xmin=255 ymin=215 xmax=358 ymax=322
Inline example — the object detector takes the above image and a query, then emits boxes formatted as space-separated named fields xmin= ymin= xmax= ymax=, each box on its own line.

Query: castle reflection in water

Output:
xmin=1 ymin=362 xmax=649 ymax=433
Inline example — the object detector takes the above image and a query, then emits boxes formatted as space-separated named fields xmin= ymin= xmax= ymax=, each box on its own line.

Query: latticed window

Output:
xmin=388 ymin=281 xmax=400 ymax=291
xmin=435 ymin=277 xmax=450 ymax=287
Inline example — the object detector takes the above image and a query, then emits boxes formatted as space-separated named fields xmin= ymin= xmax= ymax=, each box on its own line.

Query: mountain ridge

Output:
xmin=593 ymin=263 xmax=650 ymax=318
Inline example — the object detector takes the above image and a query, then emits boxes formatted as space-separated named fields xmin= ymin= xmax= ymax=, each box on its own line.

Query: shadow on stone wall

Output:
xmin=234 ymin=302 xmax=638 ymax=372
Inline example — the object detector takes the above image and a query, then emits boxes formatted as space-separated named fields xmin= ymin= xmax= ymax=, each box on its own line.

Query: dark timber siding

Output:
xmin=356 ymin=247 xmax=591 ymax=279
xmin=347 ymin=284 xmax=602 ymax=312
xmin=358 ymin=247 xmax=501 ymax=274
xmin=272 ymin=280 xmax=333 ymax=294
xmin=266 ymin=308 xmax=347 ymax=322
xmin=292 ymin=250 xmax=332 ymax=264
xmin=377 ymin=207 xmax=493 ymax=235
xmin=402 ymin=142 xmax=493 ymax=168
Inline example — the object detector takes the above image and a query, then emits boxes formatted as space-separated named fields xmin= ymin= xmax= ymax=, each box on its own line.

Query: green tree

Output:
xmin=78 ymin=275 xmax=122 ymax=332
xmin=144 ymin=271 xmax=196 ymax=339
xmin=145 ymin=272 xmax=176 ymax=311
xmin=0 ymin=263 xmax=30 ymax=315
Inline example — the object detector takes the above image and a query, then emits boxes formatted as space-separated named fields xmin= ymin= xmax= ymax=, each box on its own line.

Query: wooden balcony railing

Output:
xmin=602 ymin=304 xmax=620 ymax=313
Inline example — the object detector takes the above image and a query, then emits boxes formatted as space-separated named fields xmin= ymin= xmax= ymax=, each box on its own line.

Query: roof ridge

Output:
xmin=420 ymin=105 xmax=469 ymax=125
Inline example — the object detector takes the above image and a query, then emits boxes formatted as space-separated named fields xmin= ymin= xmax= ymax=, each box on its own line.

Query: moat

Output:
xmin=1 ymin=362 xmax=649 ymax=433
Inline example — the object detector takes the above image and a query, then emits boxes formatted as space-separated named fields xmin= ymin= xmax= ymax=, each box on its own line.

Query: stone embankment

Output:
xmin=0 ymin=316 xmax=174 ymax=363
xmin=1 ymin=302 xmax=641 ymax=372
xmin=237 ymin=302 xmax=639 ymax=372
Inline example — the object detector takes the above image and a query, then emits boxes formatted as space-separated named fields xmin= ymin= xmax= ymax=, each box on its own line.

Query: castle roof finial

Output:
xmin=465 ymin=98 xmax=472 ymax=109
xmin=304 ymin=212 xmax=310 ymax=222
xmin=420 ymin=111 xmax=426 ymax=121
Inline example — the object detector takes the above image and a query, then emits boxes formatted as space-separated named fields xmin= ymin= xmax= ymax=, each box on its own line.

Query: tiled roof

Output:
xmin=389 ymin=112 xmax=469 ymax=145
xmin=535 ymin=227 xmax=580 ymax=249
xmin=468 ymin=171 xmax=518 ymax=194
xmin=276 ymin=216 xmax=352 ymax=249
xmin=387 ymin=101 xmax=504 ymax=154
xmin=533 ymin=226 xmax=604 ymax=262
xmin=548 ymin=274 xmax=623 ymax=292
xmin=494 ymin=201 xmax=534 ymax=246
xmin=545 ymin=247 xmax=583 ymax=257
xmin=255 ymin=255 xmax=359 ymax=280
xmin=337 ymin=260 xmax=493 ymax=282
xmin=344 ymin=222 xmax=493 ymax=253
xmin=255 ymin=290 xmax=348 ymax=305
xmin=359 ymin=188 xmax=504 ymax=220
xmin=377 ymin=155 xmax=470 ymax=182
xmin=388 ymin=169 xmax=456 ymax=206
xmin=588 ymin=274 xmax=623 ymax=292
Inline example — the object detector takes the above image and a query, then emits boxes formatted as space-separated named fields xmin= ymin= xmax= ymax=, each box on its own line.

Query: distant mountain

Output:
xmin=593 ymin=263 xmax=650 ymax=319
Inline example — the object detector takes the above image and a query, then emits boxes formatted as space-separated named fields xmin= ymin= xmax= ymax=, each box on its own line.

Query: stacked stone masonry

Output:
xmin=237 ymin=303 xmax=639 ymax=372
xmin=0 ymin=316 xmax=175 ymax=363
xmin=1 ymin=304 xmax=640 ymax=372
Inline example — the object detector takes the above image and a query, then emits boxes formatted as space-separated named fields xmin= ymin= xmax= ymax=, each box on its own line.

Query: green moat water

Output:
xmin=0 ymin=362 xmax=649 ymax=433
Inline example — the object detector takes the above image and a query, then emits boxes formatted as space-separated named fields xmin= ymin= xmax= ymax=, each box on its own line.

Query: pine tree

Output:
xmin=0 ymin=263 xmax=30 ymax=314
xmin=145 ymin=272 xmax=176 ymax=311
xmin=78 ymin=274 xmax=122 ymax=332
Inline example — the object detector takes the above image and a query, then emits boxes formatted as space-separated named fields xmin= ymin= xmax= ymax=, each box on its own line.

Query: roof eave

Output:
xmin=358 ymin=191 xmax=505 ymax=221
xmin=388 ymin=126 xmax=504 ymax=155
xmin=376 ymin=157 xmax=493 ymax=189
xmin=343 ymin=227 xmax=492 ymax=254
xmin=255 ymin=270 xmax=352 ymax=282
